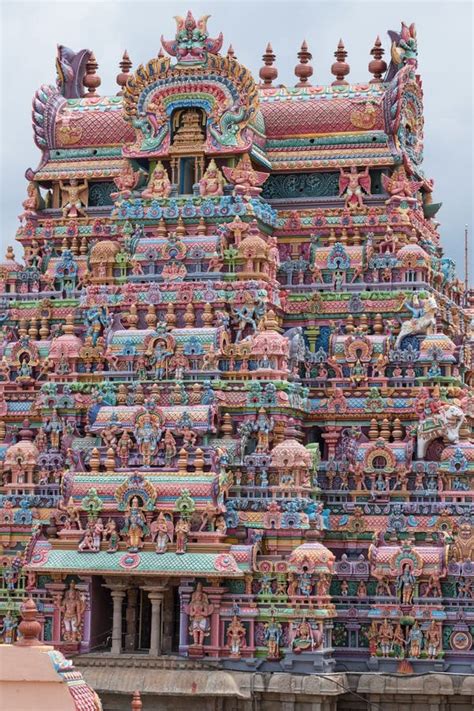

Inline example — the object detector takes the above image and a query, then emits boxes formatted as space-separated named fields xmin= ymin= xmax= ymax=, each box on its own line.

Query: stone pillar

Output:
xmin=148 ymin=591 xmax=164 ymax=656
xmin=178 ymin=580 xmax=195 ymax=655
xmin=110 ymin=589 xmax=126 ymax=654
xmin=124 ymin=587 xmax=138 ymax=652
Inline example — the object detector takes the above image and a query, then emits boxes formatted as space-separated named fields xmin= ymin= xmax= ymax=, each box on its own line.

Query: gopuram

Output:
xmin=0 ymin=12 xmax=473 ymax=709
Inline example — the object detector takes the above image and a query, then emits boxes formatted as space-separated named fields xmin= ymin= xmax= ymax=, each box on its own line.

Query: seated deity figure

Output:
xmin=199 ymin=159 xmax=226 ymax=196
xmin=141 ymin=161 xmax=171 ymax=199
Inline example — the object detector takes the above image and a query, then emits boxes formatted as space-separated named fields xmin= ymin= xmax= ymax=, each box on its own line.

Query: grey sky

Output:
xmin=1 ymin=0 xmax=473 ymax=282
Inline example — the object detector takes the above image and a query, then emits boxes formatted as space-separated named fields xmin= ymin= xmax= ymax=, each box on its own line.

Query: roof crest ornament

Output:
xmin=161 ymin=11 xmax=223 ymax=65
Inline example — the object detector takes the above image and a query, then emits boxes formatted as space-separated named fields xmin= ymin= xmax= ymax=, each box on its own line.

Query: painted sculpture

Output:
xmin=0 ymin=14 xmax=472 ymax=677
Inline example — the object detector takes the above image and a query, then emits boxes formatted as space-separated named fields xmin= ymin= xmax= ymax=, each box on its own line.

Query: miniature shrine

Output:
xmin=0 ymin=13 xmax=473 ymax=679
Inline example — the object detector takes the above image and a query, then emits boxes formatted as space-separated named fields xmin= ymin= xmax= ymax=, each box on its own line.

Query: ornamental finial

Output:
xmin=131 ymin=690 xmax=142 ymax=710
xmin=83 ymin=51 xmax=101 ymax=95
xmin=227 ymin=44 xmax=237 ymax=61
xmin=331 ymin=39 xmax=350 ymax=86
xmin=116 ymin=50 xmax=132 ymax=95
xmin=259 ymin=43 xmax=278 ymax=86
xmin=294 ymin=39 xmax=313 ymax=87
xmin=15 ymin=597 xmax=43 ymax=647
xmin=368 ymin=36 xmax=386 ymax=83
xmin=161 ymin=11 xmax=223 ymax=64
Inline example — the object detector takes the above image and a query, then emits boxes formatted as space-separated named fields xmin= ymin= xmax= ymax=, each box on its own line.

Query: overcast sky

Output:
xmin=1 ymin=0 xmax=473 ymax=282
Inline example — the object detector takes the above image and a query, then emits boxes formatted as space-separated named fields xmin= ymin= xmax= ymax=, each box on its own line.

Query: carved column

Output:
xmin=110 ymin=589 xmax=126 ymax=654
xmin=148 ymin=591 xmax=163 ymax=656
xmin=143 ymin=582 xmax=168 ymax=656
xmin=178 ymin=579 xmax=195 ymax=655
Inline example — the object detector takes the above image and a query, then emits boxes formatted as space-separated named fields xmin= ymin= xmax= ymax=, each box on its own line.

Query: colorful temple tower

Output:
xmin=1 ymin=13 xmax=473 ymax=680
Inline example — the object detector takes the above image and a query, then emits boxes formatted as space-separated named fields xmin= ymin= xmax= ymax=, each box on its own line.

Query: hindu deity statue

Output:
xmin=175 ymin=516 xmax=190 ymax=554
xmin=222 ymin=154 xmax=268 ymax=197
xmin=60 ymin=581 xmax=85 ymax=643
xmin=152 ymin=512 xmax=172 ymax=554
xmin=162 ymin=429 xmax=177 ymax=466
xmin=291 ymin=618 xmax=319 ymax=652
xmin=449 ymin=523 xmax=474 ymax=563
xmin=264 ymin=615 xmax=283 ymax=660
xmin=112 ymin=161 xmax=141 ymax=198
xmin=0 ymin=611 xmax=18 ymax=644
xmin=117 ymin=430 xmax=133 ymax=468
xmin=382 ymin=166 xmax=423 ymax=204
xmin=135 ymin=412 xmax=162 ymax=466
xmin=141 ymin=161 xmax=172 ymax=199
xmin=407 ymin=621 xmax=423 ymax=658
xmin=366 ymin=621 xmax=378 ymax=657
xmin=59 ymin=178 xmax=88 ymax=218
xmin=397 ymin=563 xmax=416 ymax=605
xmin=425 ymin=620 xmax=440 ymax=659
xmin=21 ymin=181 xmax=41 ymax=218
xmin=105 ymin=518 xmax=119 ymax=553
xmin=378 ymin=619 xmax=394 ymax=657
xmin=199 ymin=159 xmax=226 ymax=197
xmin=226 ymin=615 xmax=246 ymax=657
xmin=121 ymin=496 xmax=148 ymax=552
xmin=187 ymin=582 xmax=213 ymax=647
xmin=339 ymin=166 xmax=371 ymax=210
xmin=253 ymin=409 xmax=274 ymax=453
xmin=150 ymin=339 xmax=173 ymax=380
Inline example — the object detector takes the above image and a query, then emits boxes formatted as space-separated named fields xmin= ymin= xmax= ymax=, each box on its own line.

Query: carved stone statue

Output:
xmin=60 ymin=581 xmax=85 ymax=643
xmin=449 ymin=523 xmax=474 ymax=563
xmin=141 ymin=161 xmax=171 ymax=199
xmin=60 ymin=179 xmax=88 ymax=218
xmin=339 ymin=166 xmax=371 ymax=210
xmin=187 ymin=582 xmax=213 ymax=646
xmin=227 ymin=614 xmax=246 ymax=657
xmin=397 ymin=563 xmax=416 ymax=605
xmin=199 ymin=159 xmax=226 ymax=196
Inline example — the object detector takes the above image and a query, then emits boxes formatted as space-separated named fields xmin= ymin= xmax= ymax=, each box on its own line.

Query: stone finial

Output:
xmin=131 ymin=690 xmax=142 ymax=710
xmin=83 ymin=52 xmax=101 ymax=95
xmin=117 ymin=50 xmax=132 ymax=94
xmin=331 ymin=39 xmax=350 ymax=86
xmin=259 ymin=43 xmax=278 ymax=86
xmin=227 ymin=44 xmax=237 ymax=60
xmin=294 ymin=40 xmax=313 ymax=87
xmin=368 ymin=36 xmax=387 ymax=83
xmin=15 ymin=597 xmax=43 ymax=647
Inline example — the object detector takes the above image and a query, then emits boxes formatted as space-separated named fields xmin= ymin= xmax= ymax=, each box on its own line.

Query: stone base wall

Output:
xmin=75 ymin=655 xmax=474 ymax=711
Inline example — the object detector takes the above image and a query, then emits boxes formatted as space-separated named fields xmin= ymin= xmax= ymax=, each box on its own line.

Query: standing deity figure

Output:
xmin=117 ymin=430 xmax=133 ymax=468
xmin=199 ymin=159 xmax=226 ymax=196
xmin=0 ymin=611 xmax=18 ymax=644
xmin=407 ymin=621 xmax=423 ymax=658
xmin=175 ymin=516 xmax=190 ymax=554
xmin=141 ymin=162 xmax=171 ymax=199
xmin=121 ymin=496 xmax=148 ymax=552
xmin=264 ymin=615 xmax=283 ymax=660
xmin=162 ymin=429 xmax=177 ymax=466
xmin=227 ymin=615 xmax=246 ymax=658
xmin=424 ymin=573 xmax=442 ymax=598
xmin=150 ymin=339 xmax=172 ymax=380
xmin=105 ymin=518 xmax=119 ymax=553
xmin=397 ymin=563 xmax=416 ymax=605
xmin=339 ymin=166 xmax=371 ymax=210
xmin=187 ymin=582 xmax=213 ymax=647
xmin=153 ymin=512 xmax=173 ymax=554
xmin=378 ymin=619 xmax=394 ymax=657
xmin=393 ymin=624 xmax=405 ymax=659
xmin=425 ymin=620 xmax=440 ymax=659
xmin=60 ymin=581 xmax=85 ymax=643
xmin=59 ymin=178 xmax=88 ymax=218
xmin=135 ymin=412 xmax=162 ymax=467
xmin=253 ymin=409 xmax=273 ymax=453
xmin=366 ymin=621 xmax=379 ymax=657
xmin=21 ymin=181 xmax=41 ymax=218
